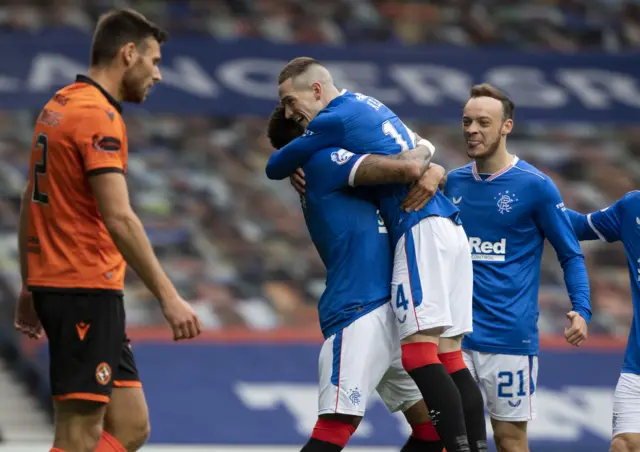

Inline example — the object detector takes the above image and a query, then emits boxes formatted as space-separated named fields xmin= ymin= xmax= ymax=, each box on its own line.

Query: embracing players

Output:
xmin=566 ymin=195 xmax=640 ymax=452
xmin=266 ymin=57 xmax=486 ymax=452
xmin=443 ymin=84 xmax=591 ymax=452
xmin=14 ymin=9 xmax=201 ymax=452
xmin=268 ymin=105 xmax=448 ymax=452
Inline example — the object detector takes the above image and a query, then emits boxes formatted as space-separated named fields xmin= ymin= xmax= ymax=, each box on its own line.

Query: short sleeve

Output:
xmin=73 ymin=107 xmax=125 ymax=175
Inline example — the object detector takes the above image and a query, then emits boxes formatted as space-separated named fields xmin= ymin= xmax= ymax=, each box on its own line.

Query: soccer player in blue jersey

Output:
xmin=267 ymin=105 xmax=448 ymax=452
xmin=443 ymin=83 xmax=591 ymax=452
xmin=566 ymin=193 xmax=640 ymax=452
xmin=266 ymin=57 xmax=486 ymax=452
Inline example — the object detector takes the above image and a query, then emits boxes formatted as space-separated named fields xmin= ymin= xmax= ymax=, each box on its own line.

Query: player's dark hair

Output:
xmin=267 ymin=105 xmax=305 ymax=149
xmin=90 ymin=9 xmax=168 ymax=67
xmin=278 ymin=57 xmax=321 ymax=85
xmin=469 ymin=83 xmax=515 ymax=122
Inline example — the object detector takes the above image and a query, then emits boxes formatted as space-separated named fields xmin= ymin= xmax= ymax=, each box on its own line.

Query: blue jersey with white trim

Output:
xmin=567 ymin=191 xmax=640 ymax=375
xmin=301 ymin=147 xmax=392 ymax=339
xmin=445 ymin=158 xmax=591 ymax=355
xmin=266 ymin=90 xmax=460 ymax=246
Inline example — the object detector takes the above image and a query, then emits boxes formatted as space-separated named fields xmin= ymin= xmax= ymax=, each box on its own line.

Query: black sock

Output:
xmin=400 ymin=436 xmax=443 ymax=452
xmin=300 ymin=438 xmax=343 ymax=452
xmin=451 ymin=368 xmax=488 ymax=452
xmin=408 ymin=364 xmax=470 ymax=452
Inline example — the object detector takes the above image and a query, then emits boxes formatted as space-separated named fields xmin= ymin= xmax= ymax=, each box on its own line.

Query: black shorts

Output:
xmin=33 ymin=291 xmax=141 ymax=403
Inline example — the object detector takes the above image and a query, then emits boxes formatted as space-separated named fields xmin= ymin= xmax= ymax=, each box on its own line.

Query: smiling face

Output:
xmin=278 ymin=78 xmax=325 ymax=128
xmin=462 ymin=96 xmax=513 ymax=159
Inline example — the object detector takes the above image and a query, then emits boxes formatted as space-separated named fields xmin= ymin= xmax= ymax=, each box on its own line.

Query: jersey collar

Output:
xmin=472 ymin=155 xmax=519 ymax=182
xmin=75 ymin=74 xmax=123 ymax=113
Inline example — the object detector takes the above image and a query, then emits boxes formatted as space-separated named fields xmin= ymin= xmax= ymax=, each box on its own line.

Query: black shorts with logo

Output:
xmin=32 ymin=291 xmax=141 ymax=403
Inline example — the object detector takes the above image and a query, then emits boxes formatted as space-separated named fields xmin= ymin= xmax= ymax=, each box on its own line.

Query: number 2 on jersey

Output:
xmin=31 ymin=133 xmax=49 ymax=205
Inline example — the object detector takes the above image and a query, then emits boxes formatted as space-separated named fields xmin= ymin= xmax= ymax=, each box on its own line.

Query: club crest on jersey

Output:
xmin=495 ymin=191 xmax=519 ymax=214
xmin=330 ymin=149 xmax=354 ymax=165
xmin=348 ymin=388 xmax=361 ymax=407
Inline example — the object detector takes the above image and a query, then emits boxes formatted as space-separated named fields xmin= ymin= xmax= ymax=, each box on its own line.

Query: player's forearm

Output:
xmin=561 ymin=255 xmax=592 ymax=323
xmin=396 ymin=143 xmax=433 ymax=163
xmin=353 ymin=144 xmax=433 ymax=186
xmin=17 ymin=186 xmax=30 ymax=286
xmin=104 ymin=212 xmax=178 ymax=304
xmin=353 ymin=155 xmax=425 ymax=185
xmin=266 ymin=137 xmax=322 ymax=180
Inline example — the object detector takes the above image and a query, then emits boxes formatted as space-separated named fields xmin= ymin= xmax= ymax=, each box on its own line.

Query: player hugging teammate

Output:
xmin=266 ymin=58 xmax=488 ymax=452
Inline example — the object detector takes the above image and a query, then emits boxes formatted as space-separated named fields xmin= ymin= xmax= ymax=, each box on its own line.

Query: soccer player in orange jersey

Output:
xmin=14 ymin=9 xmax=201 ymax=452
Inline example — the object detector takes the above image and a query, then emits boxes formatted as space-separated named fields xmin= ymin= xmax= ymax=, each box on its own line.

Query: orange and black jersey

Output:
xmin=27 ymin=75 xmax=129 ymax=292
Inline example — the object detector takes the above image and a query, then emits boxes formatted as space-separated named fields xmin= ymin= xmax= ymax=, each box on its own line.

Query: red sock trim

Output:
xmin=401 ymin=342 xmax=440 ymax=372
xmin=50 ymin=449 xmax=67 ymax=452
xmin=411 ymin=421 xmax=441 ymax=442
xmin=97 ymin=431 xmax=127 ymax=452
xmin=311 ymin=419 xmax=356 ymax=448
xmin=438 ymin=350 xmax=467 ymax=374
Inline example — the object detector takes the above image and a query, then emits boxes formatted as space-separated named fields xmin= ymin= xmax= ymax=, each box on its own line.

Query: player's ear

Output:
xmin=311 ymin=81 xmax=322 ymax=100
xmin=501 ymin=119 xmax=513 ymax=136
xmin=121 ymin=42 xmax=137 ymax=68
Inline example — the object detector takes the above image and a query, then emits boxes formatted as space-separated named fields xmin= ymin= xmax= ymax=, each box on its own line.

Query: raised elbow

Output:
xmin=265 ymin=162 xmax=286 ymax=180
xmin=265 ymin=165 xmax=277 ymax=180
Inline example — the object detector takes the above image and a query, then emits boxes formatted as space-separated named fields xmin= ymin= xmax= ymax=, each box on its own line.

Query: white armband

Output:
xmin=417 ymin=138 xmax=436 ymax=158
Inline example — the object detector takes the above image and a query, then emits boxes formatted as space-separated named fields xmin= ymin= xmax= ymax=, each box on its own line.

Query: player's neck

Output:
xmin=322 ymin=85 xmax=341 ymax=107
xmin=474 ymin=147 xmax=514 ymax=175
xmin=87 ymin=66 xmax=124 ymax=103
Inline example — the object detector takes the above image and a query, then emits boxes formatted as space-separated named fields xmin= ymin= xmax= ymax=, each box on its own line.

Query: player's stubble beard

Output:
xmin=122 ymin=61 xmax=149 ymax=104
xmin=468 ymin=137 xmax=500 ymax=160
xmin=466 ymin=127 xmax=502 ymax=163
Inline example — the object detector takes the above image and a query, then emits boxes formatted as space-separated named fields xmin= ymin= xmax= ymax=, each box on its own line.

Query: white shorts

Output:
xmin=613 ymin=373 xmax=640 ymax=436
xmin=463 ymin=350 xmax=538 ymax=422
xmin=391 ymin=216 xmax=473 ymax=341
xmin=318 ymin=303 xmax=422 ymax=416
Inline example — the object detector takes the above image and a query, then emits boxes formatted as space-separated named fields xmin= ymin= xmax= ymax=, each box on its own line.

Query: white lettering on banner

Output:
xmin=389 ymin=65 xmax=471 ymax=105
xmin=159 ymin=57 xmax=219 ymax=97
xmin=485 ymin=67 xmax=567 ymax=108
xmin=9 ymin=52 xmax=640 ymax=112
xmin=324 ymin=62 xmax=403 ymax=104
xmin=236 ymin=383 xmax=613 ymax=441
xmin=528 ymin=387 xmax=612 ymax=440
xmin=235 ymin=382 xmax=377 ymax=438
xmin=557 ymin=69 xmax=640 ymax=109
xmin=28 ymin=54 xmax=86 ymax=91
xmin=217 ymin=59 xmax=285 ymax=99
xmin=26 ymin=54 xmax=218 ymax=97
xmin=0 ymin=74 xmax=20 ymax=92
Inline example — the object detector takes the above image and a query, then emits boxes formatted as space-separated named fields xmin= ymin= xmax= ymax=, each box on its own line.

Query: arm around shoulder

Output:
xmin=351 ymin=143 xmax=433 ymax=186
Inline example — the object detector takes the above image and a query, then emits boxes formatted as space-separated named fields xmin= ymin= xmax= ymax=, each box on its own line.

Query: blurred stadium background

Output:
xmin=0 ymin=0 xmax=639 ymax=450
